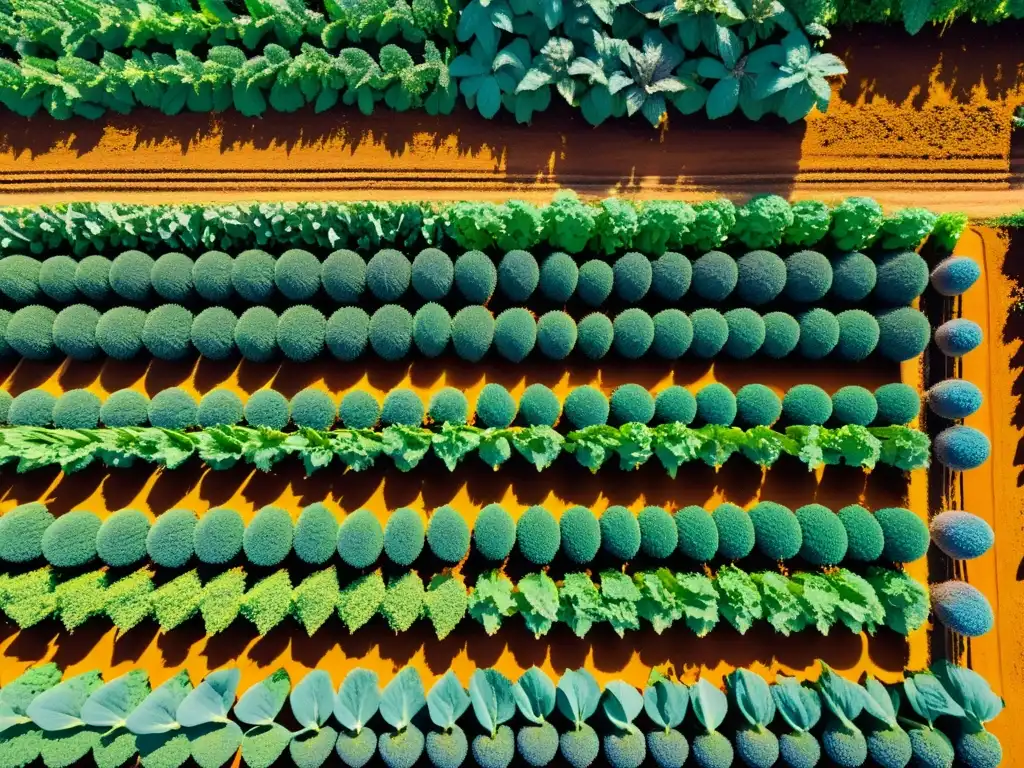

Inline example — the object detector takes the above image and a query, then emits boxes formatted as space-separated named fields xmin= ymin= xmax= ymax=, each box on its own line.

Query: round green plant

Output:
xmin=146 ymin=508 xmax=197 ymax=568
xmin=474 ymin=504 xmax=515 ymax=561
xmin=451 ymin=306 xmax=494 ymax=362
xmin=831 ymin=386 xmax=877 ymax=426
xmin=411 ymin=248 xmax=454 ymax=301
xmin=337 ymin=509 xmax=384 ymax=569
xmin=517 ymin=506 xmax=560 ymax=565
xmin=234 ymin=307 xmax=279 ymax=362
xmin=381 ymin=388 xmax=424 ymax=427
xmin=384 ymin=507 xmax=425 ymax=566
xmin=674 ymin=505 xmax=719 ymax=561
xmin=712 ymin=503 xmax=755 ymax=560
xmin=366 ymin=249 xmax=411 ymax=301
xmin=293 ymin=503 xmax=338 ymax=565
xmin=197 ymin=389 xmax=244 ymax=427
xmin=232 ymin=249 xmax=275 ymax=302
xmin=191 ymin=307 xmax=237 ymax=361
xmin=782 ymin=384 xmax=832 ymax=425
xmin=427 ymin=505 xmax=470 ymax=563
xmin=96 ymin=509 xmax=150 ymax=567
xmin=369 ymin=305 xmax=414 ymax=361
xmin=412 ymin=303 xmax=452 ymax=358
xmin=475 ymin=384 xmax=517 ymax=428
xmin=493 ymin=308 xmax=537 ymax=362
xmin=101 ymin=389 xmax=150 ymax=427
xmin=536 ymin=311 xmax=577 ymax=359
xmin=689 ymin=308 xmax=728 ymax=359
xmin=576 ymin=312 xmax=614 ymax=359
xmin=749 ymin=501 xmax=802 ymax=561
xmin=52 ymin=389 xmax=101 ymax=429
xmin=614 ymin=251 xmax=653 ymax=302
xmin=735 ymin=384 xmax=781 ymax=427
xmin=321 ymin=249 xmax=365 ymax=302
xmin=275 ymin=248 xmax=321 ymax=301
xmin=339 ymin=390 xmax=381 ymax=430
xmin=723 ymin=308 xmax=765 ymax=359
xmin=654 ymin=386 xmax=696 ymax=425
xmin=194 ymin=507 xmax=244 ymax=564
xmin=454 ymin=250 xmax=497 ymax=303
xmin=609 ymin=384 xmax=655 ymax=425
xmin=192 ymin=251 xmax=234 ymax=302
xmin=652 ymin=309 xmax=693 ymax=359
xmin=52 ymin=304 xmax=101 ymax=360
xmin=696 ymin=383 xmax=736 ymax=426
xmin=613 ymin=309 xmax=654 ymax=359
xmin=6 ymin=305 xmax=56 ymax=360
xmin=277 ymin=305 xmax=326 ymax=362
xmin=577 ymin=260 xmax=614 ymax=306
xmin=692 ymin=250 xmax=737 ymax=301
xmin=109 ymin=250 xmax=153 ymax=300
xmin=244 ymin=506 xmax=294 ymax=567
xmin=9 ymin=389 xmax=55 ymax=426
xmin=519 ymin=384 xmax=561 ymax=427
xmin=638 ymin=506 xmax=677 ymax=558
xmin=796 ymin=504 xmax=848 ymax=565
xmin=290 ymin=389 xmax=336 ymax=430
xmin=651 ymin=251 xmax=691 ymax=301
xmin=244 ymin=389 xmax=290 ymax=430
xmin=326 ymin=307 xmax=370 ymax=362
xmin=735 ymin=250 xmax=786 ymax=305
xmin=151 ymin=252 xmax=195 ymax=302
xmin=0 ymin=503 xmax=54 ymax=563
xmin=148 ymin=387 xmax=197 ymax=429
xmin=42 ymin=510 xmax=101 ymax=567
xmin=498 ymin=250 xmax=540 ymax=301
xmin=539 ymin=252 xmax=578 ymax=301
xmin=428 ymin=388 xmax=468 ymax=425
xmin=563 ymin=385 xmax=609 ymax=429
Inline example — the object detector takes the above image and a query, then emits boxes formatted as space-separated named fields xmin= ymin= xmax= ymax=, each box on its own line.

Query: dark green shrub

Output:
xmin=96 ymin=306 xmax=146 ymax=360
xmin=101 ymin=389 xmax=149 ymax=427
xmin=735 ymin=384 xmax=781 ymax=427
xmin=638 ymin=506 xmax=677 ymax=559
xmin=761 ymin=312 xmax=800 ymax=359
xmin=519 ymin=384 xmax=561 ymax=427
xmin=411 ymin=248 xmax=454 ymax=300
xmin=563 ymin=385 xmax=609 ymax=429
xmin=109 ymin=250 xmax=153 ymax=300
xmin=692 ymin=251 xmax=737 ymax=301
xmin=192 ymin=250 xmax=234 ymax=302
xmin=560 ymin=506 xmax=600 ymax=563
xmin=151 ymin=252 xmax=195 ymax=302
xmin=290 ymin=388 xmax=336 ymax=430
xmin=651 ymin=251 xmax=691 ymax=300
xmin=837 ymin=505 xmax=884 ymax=562
xmin=614 ymin=252 xmax=652 ymax=302
xmin=609 ymin=384 xmax=655 ymax=425
xmin=654 ymin=386 xmax=696 ymax=424
xmin=723 ymin=308 xmax=765 ymax=359
xmin=39 ymin=255 xmax=79 ymax=302
xmin=784 ymin=250 xmax=832 ymax=302
xmin=293 ymin=503 xmax=338 ymax=565
xmin=326 ymin=307 xmax=370 ymax=361
xmin=42 ymin=510 xmax=101 ymax=567
xmin=75 ymin=255 xmax=112 ymax=301
xmin=9 ymin=389 xmax=55 ymax=426
xmin=536 ymin=311 xmax=577 ymax=359
xmin=875 ymin=507 xmax=929 ymax=563
xmin=197 ymin=389 xmax=244 ymax=427
xmin=517 ymin=506 xmax=560 ymax=565
xmin=499 ymin=250 xmax=540 ymax=301
xmin=244 ymin=506 xmax=293 ymax=566
xmin=689 ymin=308 xmax=728 ymax=359
xmin=874 ymin=251 xmax=928 ymax=305
xmin=96 ymin=509 xmax=150 ymax=567
xmin=577 ymin=260 xmax=614 ymax=306
xmin=835 ymin=310 xmax=880 ymax=361
xmin=384 ymin=507 xmax=425 ymax=566
xmin=874 ymin=383 xmax=920 ymax=425
xmin=795 ymin=505 xmax=848 ymax=565
xmin=428 ymin=505 xmax=470 ymax=563
xmin=366 ymin=249 xmax=412 ymax=301
xmin=735 ymin=250 xmax=786 ymax=305
xmin=713 ymin=503 xmax=755 ymax=560
xmin=232 ymin=249 xmax=276 ymax=301
xmin=476 ymin=383 xmax=517 ymax=428
xmin=600 ymin=506 xmax=641 ymax=560
xmin=277 ymin=305 xmax=326 ymax=362
xmin=149 ymin=387 xmax=197 ymax=429
xmin=244 ymin=389 xmax=290 ymax=430
xmin=613 ymin=309 xmax=654 ymax=359
xmin=674 ymin=506 xmax=719 ymax=561
xmin=831 ymin=386 xmax=877 ymax=426
xmin=321 ymin=249 xmax=365 ymax=302
xmin=191 ymin=307 xmax=237 ymax=361
xmin=652 ymin=309 xmax=692 ymax=359
xmin=451 ymin=306 xmax=494 ymax=362
xmin=494 ymin=308 xmax=537 ymax=362
xmin=797 ymin=309 xmax=839 ymax=359
xmin=53 ymin=389 xmax=101 ymax=429
xmin=234 ymin=307 xmax=279 ymax=362
xmin=474 ymin=504 xmax=516 ymax=561
xmin=782 ymin=384 xmax=832 ymax=425
xmin=0 ymin=502 xmax=54 ymax=562
xmin=830 ymin=252 xmax=877 ymax=301
xmin=7 ymin=305 xmax=56 ymax=360
xmin=146 ymin=508 xmax=197 ymax=568
xmin=877 ymin=308 xmax=930 ymax=362
xmin=275 ymin=248 xmax=321 ymax=301
xmin=144 ymin=304 xmax=194 ymax=360
xmin=339 ymin=390 xmax=381 ymax=429
xmin=413 ymin=303 xmax=452 ymax=358
xmin=52 ymin=304 xmax=100 ymax=360
xmin=454 ymin=250 xmax=497 ymax=303
xmin=577 ymin=312 xmax=614 ymax=359
xmin=539 ymin=252 xmax=578 ymax=302
xmin=695 ymin=383 xmax=736 ymax=426
xmin=382 ymin=388 xmax=425 ymax=426
xmin=369 ymin=305 xmax=414 ymax=361
xmin=749 ymin=501 xmax=802 ymax=561
xmin=734 ymin=194 xmax=793 ymax=248
xmin=0 ymin=254 xmax=40 ymax=302
xmin=337 ymin=508 xmax=384 ymax=569
xmin=784 ymin=200 xmax=831 ymax=246
xmin=428 ymin=388 xmax=468 ymax=425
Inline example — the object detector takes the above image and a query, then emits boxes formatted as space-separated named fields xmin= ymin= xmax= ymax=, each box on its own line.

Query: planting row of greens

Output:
xmin=0 ymin=246 xmax=931 ymax=309
xmin=0 ymin=660 xmax=1003 ymax=768
xmin=0 ymin=420 xmax=931 ymax=476
xmin=0 ymin=562 xmax=932 ymax=639
xmin=1 ymin=382 xmax=924 ymax=435
xmin=0 ymin=195 xmax=963 ymax=257
xmin=0 ymin=499 xmax=933 ymax=573
xmin=4 ymin=301 xmax=933 ymax=363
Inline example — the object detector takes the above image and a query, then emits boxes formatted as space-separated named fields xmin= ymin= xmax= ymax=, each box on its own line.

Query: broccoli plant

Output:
xmin=816 ymin=663 xmax=868 ymax=768
xmin=690 ymin=678 xmax=734 ymax=768
xmin=859 ymin=675 xmax=912 ymax=768
xmin=901 ymin=672 xmax=965 ymax=768
xmin=930 ymin=661 xmax=1004 ymax=768
xmin=601 ymin=680 xmax=647 ymax=768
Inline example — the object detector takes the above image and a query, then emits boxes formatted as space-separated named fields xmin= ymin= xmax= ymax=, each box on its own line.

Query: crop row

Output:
xmin=0 ymin=499 xmax=942 ymax=573
xmin=0 ymin=246 xmax=931 ymax=309
xmin=4 ymin=302 xmax=933 ymax=364
xmin=0 ymin=421 xmax=934 ymax=476
xmin=0 ymin=563 xmax=932 ymax=639
xmin=0 ymin=195 xmax=963 ymax=257
xmin=0 ymin=659 xmax=1002 ymax=768
xmin=3 ymin=382 xmax=926 ymax=435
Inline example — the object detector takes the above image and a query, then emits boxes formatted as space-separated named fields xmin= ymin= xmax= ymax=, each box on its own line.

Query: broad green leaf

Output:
xmin=555 ymin=669 xmax=600 ymax=728
xmin=27 ymin=671 xmax=102 ymax=731
xmin=176 ymin=669 xmax=240 ymax=728
xmin=81 ymin=671 xmax=150 ymax=729
xmin=234 ymin=670 xmax=290 ymax=727
xmin=125 ymin=671 xmax=192 ymax=735
xmin=427 ymin=672 xmax=470 ymax=730
xmin=291 ymin=670 xmax=335 ymax=730
xmin=643 ymin=675 xmax=688 ymax=730
xmin=602 ymin=681 xmax=643 ymax=732
xmin=513 ymin=668 xmax=556 ymax=725
xmin=861 ymin=676 xmax=898 ymax=728
xmin=379 ymin=668 xmax=425 ymax=731
xmin=691 ymin=679 xmax=727 ymax=732
xmin=929 ymin=661 xmax=1003 ymax=726
xmin=816 ymin=663 xmax=864 ymax=730
xmin=333 ymin=669 xmax=380 ymax=735
xmin=771 ymin=676 xmax=820 ymax=733
xmin=469 ymin=669 xmax=514 ymax=737
xmin=903 ymin=674 xmax=965 ymax=726
xmin=726 ymin=669 xmax=775 ymax=728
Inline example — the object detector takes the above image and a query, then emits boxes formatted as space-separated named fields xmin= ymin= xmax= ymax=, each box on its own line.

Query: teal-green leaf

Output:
xmin=513 ymin=668 xmax=556 ymax=725
xmin=691 ymin=679 xmax=727 ymax=732
xmin=333 ymin=669 xmax=380 ymax=735
xmin=468 ymin=669 xmax=514 ymax=736
xmin=426 ymin=671 xmax=470 ymax=730
xmin=379 ymin=668 xmax=425 ymax=731
xmin=602 ymin=681 xmax=643 ymax=731
xmin=176 ymin=669 xmax=239 ymax=728
xmin=643 ymin=675 xmax=688 ymax=730
xmin=27 ymin=671 xmax=103 ymax=731
xmin=125 ymin=671 xmax=192 ymax=735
